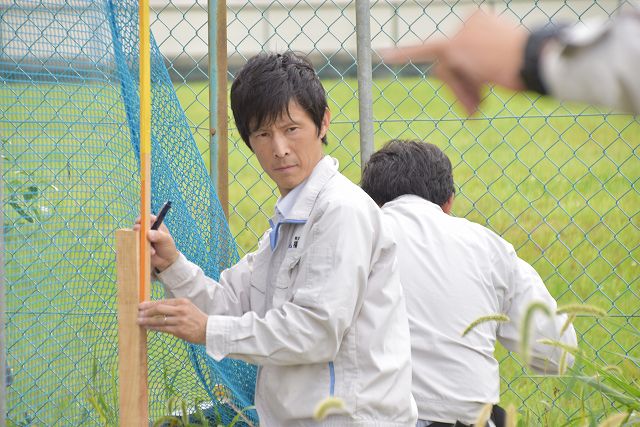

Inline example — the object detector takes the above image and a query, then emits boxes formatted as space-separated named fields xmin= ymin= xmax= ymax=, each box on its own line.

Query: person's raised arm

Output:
xmin=540 ymin=9 xmax=640 ymax=114
xmin=134 ymin=216 xmax=254 ymax=324
xmin=381 ymin=8 xmax=640 ymax=115
xmin=380 ymin=10 xmax=527 ymax=115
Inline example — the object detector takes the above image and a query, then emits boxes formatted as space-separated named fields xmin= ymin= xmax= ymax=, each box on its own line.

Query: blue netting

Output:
xmin=1 ymin=0 xmax=256 ymax=424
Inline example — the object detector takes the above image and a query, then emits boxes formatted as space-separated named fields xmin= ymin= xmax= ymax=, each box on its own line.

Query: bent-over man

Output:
xmin=361 ymin=140 xmax=577 ymax=427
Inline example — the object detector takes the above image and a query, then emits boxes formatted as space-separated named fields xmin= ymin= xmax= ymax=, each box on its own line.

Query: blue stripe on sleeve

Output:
xmin=328 ymin=361 xmax=335 ymax=396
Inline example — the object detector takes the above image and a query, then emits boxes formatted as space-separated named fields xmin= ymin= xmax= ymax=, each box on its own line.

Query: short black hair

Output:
xmin=230 ymin=51 xmax=329 ymax=149
xmin=361 ymin=139 xmax=455 ymax=207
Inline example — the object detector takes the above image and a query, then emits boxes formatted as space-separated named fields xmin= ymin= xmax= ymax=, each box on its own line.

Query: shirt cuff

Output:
xmin=206 ymin=315 xmax=236 ymax=362
xmin=155 ymin=253 xmax=196 ymax=291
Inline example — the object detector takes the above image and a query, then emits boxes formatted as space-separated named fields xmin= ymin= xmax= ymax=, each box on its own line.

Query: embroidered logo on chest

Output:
xmin=289 ymin=236 xmax=301 ymax=249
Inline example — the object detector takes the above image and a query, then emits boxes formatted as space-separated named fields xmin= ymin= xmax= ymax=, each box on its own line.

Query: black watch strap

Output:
xmin=520 ymin=25 xmax=566 ymax=95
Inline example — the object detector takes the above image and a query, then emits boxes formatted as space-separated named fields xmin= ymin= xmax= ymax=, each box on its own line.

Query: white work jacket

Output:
xmin=158 ymin=156 xmax=418 ymax=427
xmin=542 ymin=8 xmax=640 ymax=113
xmin=381 ymin=195 xmax=577 ymax=424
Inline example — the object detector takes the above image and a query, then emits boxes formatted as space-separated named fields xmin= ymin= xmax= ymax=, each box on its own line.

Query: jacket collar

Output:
xmin=286 ymin=155 xmax=339 ymax=221
xmin=274 ymin=177 xmax=308 ymax=224
xmin=267 ymin=156 xmax=338 ymax=250
xmin=384 ymin=194 xmax=445 ymax=214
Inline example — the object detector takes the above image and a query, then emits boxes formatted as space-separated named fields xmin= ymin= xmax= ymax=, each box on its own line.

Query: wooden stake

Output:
xmin=116 ymin=229 xmax=148 ymax=426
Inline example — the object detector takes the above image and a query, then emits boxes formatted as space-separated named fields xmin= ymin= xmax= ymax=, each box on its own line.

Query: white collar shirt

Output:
xmin=274 ymin=175 xmax=307 ymax=224
xmin=382 ymin=195 xmax=577 ymax=424
xmin=268 ymin=175 xmax=308 ymax=250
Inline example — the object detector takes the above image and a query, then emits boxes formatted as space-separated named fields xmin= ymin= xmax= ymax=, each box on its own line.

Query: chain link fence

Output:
xmin=158 ymin=0 xmax=639 ymax=422
xmin=1 ymin=0 xmax=638 ymax=424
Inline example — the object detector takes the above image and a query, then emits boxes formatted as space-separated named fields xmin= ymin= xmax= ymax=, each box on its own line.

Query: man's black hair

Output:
xmin=361 ymin=139 xmax=455 ymax=207
xmin=230 ymin=51 xmax=329 ymax=149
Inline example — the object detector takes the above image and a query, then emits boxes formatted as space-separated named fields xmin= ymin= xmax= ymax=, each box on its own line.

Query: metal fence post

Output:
xmin=355 ymin=0 xmax=375 ymax=170
xmin=209 ymin=0 xmax=229 ymax=218
xmin=1 ymin=152 xmax=6 ymax=426
xmin=208 ymin=0 xmax=219 ymax=194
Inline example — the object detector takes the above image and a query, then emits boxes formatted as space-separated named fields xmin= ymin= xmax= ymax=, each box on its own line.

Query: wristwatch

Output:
xmin=520 ymin=25 xmax=566 ymax=95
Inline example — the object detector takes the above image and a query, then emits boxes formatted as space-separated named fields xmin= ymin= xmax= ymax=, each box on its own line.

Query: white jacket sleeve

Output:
xmin=204 ymin=201 xmax=374 ymax=365
xmin=541 ymin=9 xmax=640 ymax=114
xmin=156 ymin=251 xmax=253 ymax=317
xmin=497 ymin=251 xmax=578 ymax=374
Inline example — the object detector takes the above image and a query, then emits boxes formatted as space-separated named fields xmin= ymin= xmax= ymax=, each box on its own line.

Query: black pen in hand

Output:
xmin=151 ymin=201 xmax=172 ymax=230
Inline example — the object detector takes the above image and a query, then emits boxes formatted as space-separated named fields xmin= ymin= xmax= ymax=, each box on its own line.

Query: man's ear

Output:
xmin=320 ymin=108 xmax=331 ymax=139
xmin=442 ymin=193 xmax=455 ymax=214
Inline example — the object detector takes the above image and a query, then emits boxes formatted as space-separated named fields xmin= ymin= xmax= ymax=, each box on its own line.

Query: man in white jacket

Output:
xmin=361 ymin=140 xmax=577 ymax=427
xmin=136 ymin=52 xmax=418 ymax=427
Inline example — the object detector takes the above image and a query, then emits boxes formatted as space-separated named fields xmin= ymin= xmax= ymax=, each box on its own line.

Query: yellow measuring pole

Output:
xmin=116 ymin=1 xmax=151 ymax=425
xmin=139 ymin=0 xmax=151 ymax=303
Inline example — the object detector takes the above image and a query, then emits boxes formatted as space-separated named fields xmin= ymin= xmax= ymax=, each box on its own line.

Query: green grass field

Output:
xmin=175 ymin=77 xmax=640 ymax=422
xmin=2 ymin=76 xmax=638 ymax=425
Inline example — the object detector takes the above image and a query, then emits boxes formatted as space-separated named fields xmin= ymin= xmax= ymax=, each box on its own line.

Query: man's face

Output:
xmin=249 ymin=100 xmax=330 ymax=197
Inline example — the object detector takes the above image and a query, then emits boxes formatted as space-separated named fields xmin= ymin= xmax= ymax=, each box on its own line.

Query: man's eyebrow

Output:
xmin=250 ymin=111 xmax=298 ymax=133
xmin=249 ymin=119 xmax=271 ymax=133
xmin=278 ymin=115 xmax=299 ymax=127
